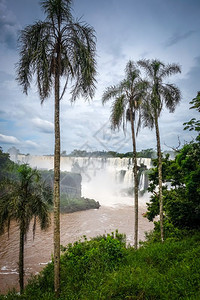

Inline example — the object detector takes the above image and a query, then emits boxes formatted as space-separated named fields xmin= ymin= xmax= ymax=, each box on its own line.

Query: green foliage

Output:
xmin=19 ymin=168 xmax=99 ymax=214
xmin=59 ymin=196 xmax=100 ymax=213
xmin=138 ymin=58 xmax=181 ymax=128
xmin=146 ymin=142 xmax=200 ymax=231
xmin=143 ymin=219 xmax=189 ymax=245
xmin=3 ymin=232 xmax=200 ymax=299
xmin=16 ymin=0 xmax=97 ymax=103
xmin=19 ymin=231 xmax=127 ymax=299
xmin=0 ymin=151 xmax=53 ymax=236
xmin=0 ymin=147 xmax=10 ymax=180
xmin=64 ymin=148 xmax=157 ymax=158
xmin=0 ymin=148 xmax=17 ymax=182
xmin=137 ymin=148 xmax=156 ymax=158
xmin=0 ymin=164 xmax=52 ymax=235
xmin=183 ymin=91 xmax=200 ymax=141
xmin=146 ymin=92 xmax=200 ymax=232
xmin=102 ymin=60 xmax=148 ymax=133
xmin=0 ymin=162 xmax=52 ymax=293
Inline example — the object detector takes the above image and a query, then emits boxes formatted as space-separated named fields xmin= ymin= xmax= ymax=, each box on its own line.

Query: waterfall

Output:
xmin=9 ymin=153 xmax=152 ymax=205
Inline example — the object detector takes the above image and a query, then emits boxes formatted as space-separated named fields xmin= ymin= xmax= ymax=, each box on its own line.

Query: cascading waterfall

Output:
xmin=9 ymin=153 xmax=152 ymax=206
xmin=139 ymin=172 xmax=145 ymax=191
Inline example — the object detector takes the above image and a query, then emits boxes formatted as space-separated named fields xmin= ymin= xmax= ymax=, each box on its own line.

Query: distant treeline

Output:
xmin=61 ymin=148 xmax=159 ymax=158
xmin=8 ymin=146 xmax=174 ymax=159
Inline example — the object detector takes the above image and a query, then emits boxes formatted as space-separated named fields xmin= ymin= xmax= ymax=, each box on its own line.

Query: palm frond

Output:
xmin=125 ymin=60 xmax=140 ymax=84
xmin=103 ymin=60 xmax=149 ymax=137
xmin=138 ymin=58 xmax=181 ymax=129
xmin=102 ymin=85 xmax=121 ymax=105
xmin=17 ymin=2 xmax=97 ymax=104
xmin=151 ymin=59 xmax=165 ymax=78
xmin=16 ymin=21 xmax=53 ymax=102
xmin=141 ymin=98 xmax=154 ymax=129
xmin=65 ymin=22 xmax=97 ymax=101
xmin=135 ymin=79 xmax=150 ymax=92
xmin=0 ymin=195 xmax=10 ymax=235
xmin=0 ymin=180 xmax=17 ymax=235
xmin=131 ymin=80 xmax=149 ymax=109
xmin=136 ymin=112 xmax=142 ymax=136
xmin=60 ymin=40 xmax=74 ymax=75
xmin=40 ymin=0 xmax=73 ymax=24
xmin=137 ymin=59 xmax=154 ymax=78
xmin=160 ymin=63 xmax=181 ymax=79
xmin=37 ymin=201 xmax=51 ymax=230
xmin=161 ymin=83 xmax=181 ymax=112
xmin=0 ymin=164 xmax=52 ymax=239
xmin=110 ymin=94 xmax=126 ymax=130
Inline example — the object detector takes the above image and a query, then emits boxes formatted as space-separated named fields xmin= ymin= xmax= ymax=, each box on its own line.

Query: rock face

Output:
xmin=40 ymin=170 xmax=82 ymax=198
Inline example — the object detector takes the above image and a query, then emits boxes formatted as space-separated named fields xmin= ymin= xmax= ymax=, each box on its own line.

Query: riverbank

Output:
xmin=0 ymin=205 xmax=152 ymax=294
xmin=1 ymin=231 xmax=200 ymax=299
xmin=59 ymin=196 xmax=100 ymax=213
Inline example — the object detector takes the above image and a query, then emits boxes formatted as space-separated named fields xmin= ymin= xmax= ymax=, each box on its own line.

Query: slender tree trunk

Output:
xmin=19 ymin=224 xmax=24 ymax=294
xmin=54 ymin=52 xmax=61 ymax=297
xmin=155 ymin=115 xmax=164 ymax=242
xmin=129 ymin=108 xmax=139 ymax=250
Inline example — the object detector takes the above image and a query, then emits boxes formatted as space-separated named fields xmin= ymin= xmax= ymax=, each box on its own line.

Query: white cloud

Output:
xmin=0 ymin=0 xmax=200 ymax=155
xmin=0 ymin=133 xmax=20 ymax=144
xmin=25 ymin=140 xmax=38 ymax=147
xmin=32 ymin=117 xmax=54 ymax=134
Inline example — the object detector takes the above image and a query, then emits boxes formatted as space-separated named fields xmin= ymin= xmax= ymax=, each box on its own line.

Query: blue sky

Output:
xmin=0 ymin=0 xmax=199 ymax=155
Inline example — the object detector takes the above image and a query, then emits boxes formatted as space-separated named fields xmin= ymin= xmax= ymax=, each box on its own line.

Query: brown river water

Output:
xmin=0 ymin=203 xmax=153 ymax=294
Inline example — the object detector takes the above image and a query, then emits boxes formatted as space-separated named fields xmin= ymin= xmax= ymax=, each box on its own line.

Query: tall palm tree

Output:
xmin=16 ymin=0 xmax=96 ymax=295
xmin=0 ymin=164 xmax=52 ymax=294
xmin=102 ymin=60 xmax=148 ymax=249
xmin=138 ymin=59 xmax=181 ymax=242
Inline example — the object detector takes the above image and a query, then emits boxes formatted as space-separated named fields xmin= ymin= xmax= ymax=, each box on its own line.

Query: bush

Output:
xmin=60 ymin=196 xmax=100 ymax=213
xmin=2 ymin=232 xmax=200 ymax=299
xmin=21 ymin=231 xmax=127 ymax=299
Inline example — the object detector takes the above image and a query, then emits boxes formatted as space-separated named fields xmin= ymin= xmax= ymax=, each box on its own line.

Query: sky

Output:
xmin=0 ymin=0 xmax=199 ymax=155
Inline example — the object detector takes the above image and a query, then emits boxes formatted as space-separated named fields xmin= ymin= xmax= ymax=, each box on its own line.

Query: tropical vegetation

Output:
xmin=1 ymin=91 xmax=199 ymax=297
xmin=60 ymin=196 xmax=100 ymax=213
xmin=0 ymin=149 xmax=100 ymax=296
xmin=1 ymin=0 xmax=198 ymax=297
xmin=0 ymin=163 xmax=52 ymax=294
xmin=145 ymin=91 xmax=200 ymax=240
xmin=1 ymin=231 xmax=200 ymax=299
xmin=63 ymin=148 xmax=157 ymax=158
xmin=102 ymin=60 xmax=148 ymax=249
xmin=39 ymin=169 xmax=100 ymax=212
xmin=16 ymin=0 xmax=97 ymax=295
xmin=138 ymin=58 xmax=181 ymax=241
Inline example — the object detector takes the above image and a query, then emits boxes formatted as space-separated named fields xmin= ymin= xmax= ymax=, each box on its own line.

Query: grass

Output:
xmin=1 ymin=231 xmax=200 ymax=299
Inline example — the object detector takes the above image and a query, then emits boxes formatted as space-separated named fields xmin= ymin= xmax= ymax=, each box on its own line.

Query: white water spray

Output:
xmin=10 ymin=154 xmax=152 ymax=207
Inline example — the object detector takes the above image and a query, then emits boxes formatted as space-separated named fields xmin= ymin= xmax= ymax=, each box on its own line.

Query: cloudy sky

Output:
xmin=0 ymin=0 xmax=199 ymax=155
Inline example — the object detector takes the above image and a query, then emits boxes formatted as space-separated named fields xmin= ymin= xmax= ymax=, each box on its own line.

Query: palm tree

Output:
xmin=138 ymin=58 xmax=181 ymax=242
xmin=16 ymin=0 xmax=96 ymax=295
xmin=0 ymin=164 xmax=52 ymax=294
xmin=102 ymin=60 xmax=148 ymax=249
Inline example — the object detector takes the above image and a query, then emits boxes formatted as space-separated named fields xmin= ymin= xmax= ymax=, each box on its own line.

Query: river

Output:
xmin=0 ymin=198 xmax=153 ymax=294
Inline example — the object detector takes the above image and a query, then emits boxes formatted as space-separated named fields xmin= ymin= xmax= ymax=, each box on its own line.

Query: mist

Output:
xmin=8 ymin=150 xmax=152 ymax=208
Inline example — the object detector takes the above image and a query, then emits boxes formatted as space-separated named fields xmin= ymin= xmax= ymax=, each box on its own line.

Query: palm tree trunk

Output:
xmin=19 ymin=224 xmax=24 ymax=294
xmin=154 ymin=115 xmax=164 ymax=242
xmin=129 ymin=108 xmax=139 ymax=250
xmin=54 ymin=54 xmax=61 ymax=297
